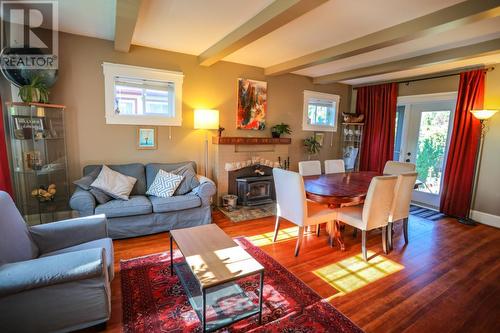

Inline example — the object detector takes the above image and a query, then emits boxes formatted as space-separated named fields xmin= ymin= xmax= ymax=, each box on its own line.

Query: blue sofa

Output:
xmin=0 ymin=191 xmax=113 ymax=333
xmin=69 ymin=161 xmax=216 ymax=239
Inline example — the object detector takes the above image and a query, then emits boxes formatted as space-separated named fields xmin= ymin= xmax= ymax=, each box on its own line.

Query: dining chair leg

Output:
xmin=316 ymin=224 xmax=321 ymax=237
xmin=403 ymin=217 xmax=409 ymax=244
xmin=361 ymin=230 xmax=367 ymax=261
xmin=387 ymin=222 xmax=393 ymax=251
xmin=294 ymin=226 xmax=304 ymax=256
xmin=273 ymin=216 xmax=281 ymax=243
xmin=382 ymin=226 xmax=388 ymax=254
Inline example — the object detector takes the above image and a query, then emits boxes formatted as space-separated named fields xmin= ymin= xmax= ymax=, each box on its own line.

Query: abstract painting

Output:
xmin=237 ymin=78 xmax=267 ymax=130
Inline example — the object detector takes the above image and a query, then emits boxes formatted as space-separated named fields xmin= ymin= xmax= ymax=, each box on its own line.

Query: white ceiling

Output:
xmin=12 ymin=0 xmax=500 ymax=85
xmin=131 ymin=0 xmax=274 ymax=55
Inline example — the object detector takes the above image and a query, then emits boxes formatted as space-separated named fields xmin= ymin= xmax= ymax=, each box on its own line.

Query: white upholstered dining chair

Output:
xmin=272 ymin=168 xmax=338 ymax=256
xmin=298 ymin=160 xmax=321 ymax=176
xmin=336 ymin=175 xmax=398 ymax=261
xmin=388 ymin=172 xmax=418 ymax=250
xmin=383 ymin=161 xmax=416 ymax=175
xmin=324 ymin=159 xmax=345 ymax=174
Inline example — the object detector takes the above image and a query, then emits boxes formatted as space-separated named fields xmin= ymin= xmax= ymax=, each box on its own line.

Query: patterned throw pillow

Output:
xmin=90 ymin=165 xmax=137 ymax=201
xmin=146 ymin=169 xmax=184 ymax=198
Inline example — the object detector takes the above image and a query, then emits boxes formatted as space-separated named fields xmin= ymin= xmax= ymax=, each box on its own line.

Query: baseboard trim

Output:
xmin=470 ymin=210 xmax=500 ymax=228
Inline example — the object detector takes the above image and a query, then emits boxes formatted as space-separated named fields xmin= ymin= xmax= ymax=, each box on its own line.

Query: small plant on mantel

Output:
xmin=304 ymin=136 xmax=321 ymax=160
xmin=271 ymin=123 xmax=292 ymax=138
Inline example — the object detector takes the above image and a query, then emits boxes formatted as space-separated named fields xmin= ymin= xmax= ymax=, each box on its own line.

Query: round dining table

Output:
xmin=303 ymin=171 xmax=381 ymax=250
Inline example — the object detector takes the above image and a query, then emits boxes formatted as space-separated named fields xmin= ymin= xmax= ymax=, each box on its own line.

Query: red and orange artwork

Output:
xmin=237 ymin=78 xmax=267 ymax=130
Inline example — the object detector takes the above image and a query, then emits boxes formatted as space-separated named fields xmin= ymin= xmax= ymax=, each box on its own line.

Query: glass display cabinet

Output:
xmin=6 ymin=102 xmax=70 ymax=225
xmin=342 ymin=122 xmax=364 ymax=171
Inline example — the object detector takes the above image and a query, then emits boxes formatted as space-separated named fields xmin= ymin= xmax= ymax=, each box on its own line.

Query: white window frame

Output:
xmin=302 ymin=90 xmax=339 ymax=132
xmin=102 ymin=62 xmax=184 ymax=126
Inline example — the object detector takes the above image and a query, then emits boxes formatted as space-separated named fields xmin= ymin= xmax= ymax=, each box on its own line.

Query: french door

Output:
xmin=395 ymin=93 xmax=457 ymax=208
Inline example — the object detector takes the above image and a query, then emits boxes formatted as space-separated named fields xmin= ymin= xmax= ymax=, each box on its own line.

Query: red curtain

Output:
xmin=356 ymin=83 xmax=398 ymax=173
xmin=0 ymin=96 xmax=13 ymax=196
xmin=440 ymin=69 xmax=485 ymax=218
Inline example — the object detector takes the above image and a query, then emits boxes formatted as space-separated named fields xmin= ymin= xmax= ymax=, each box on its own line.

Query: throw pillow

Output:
xmin=73 ymin=167 xmax=112 ymax=204
xmin=171 ymin=164 xmax=200 ymax=195
xmin=90 ymin=165 xmax=137 ymax=200
xmin=146 ymin=169 xmax=184 ymax=198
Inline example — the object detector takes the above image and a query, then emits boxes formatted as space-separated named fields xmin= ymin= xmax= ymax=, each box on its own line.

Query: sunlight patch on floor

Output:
xmin=247 ymin=226 xmax=298 ymax=247
xmin=313 ymin=251 xmax=404 ymax=299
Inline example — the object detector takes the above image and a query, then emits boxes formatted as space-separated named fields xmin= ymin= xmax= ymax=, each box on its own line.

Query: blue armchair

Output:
xmin=0 ymin=191 xmax=114 ymax=333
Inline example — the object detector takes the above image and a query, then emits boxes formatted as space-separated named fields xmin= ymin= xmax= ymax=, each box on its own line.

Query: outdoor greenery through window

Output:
xmin=415 ymin=110 xmax=450 ymax=194
xmin=307 ymin=100 xmax=336 ymax=127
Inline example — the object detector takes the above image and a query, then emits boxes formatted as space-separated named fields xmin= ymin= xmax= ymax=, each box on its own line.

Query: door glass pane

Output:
xmin=393 ymin=105 xmax=405 ymax=161
xmin=415 ymin=110 xmax=450 ymax=194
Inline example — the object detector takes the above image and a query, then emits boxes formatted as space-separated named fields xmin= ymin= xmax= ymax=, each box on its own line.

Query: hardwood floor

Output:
xmin=100 ymin=210 xmax=500 ymax=333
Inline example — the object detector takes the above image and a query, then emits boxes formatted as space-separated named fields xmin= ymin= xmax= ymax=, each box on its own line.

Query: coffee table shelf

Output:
xmin=173 ymin=261 xmax=261 ymax=332
xmin=170 ymin=224 xmax=265 ymax=332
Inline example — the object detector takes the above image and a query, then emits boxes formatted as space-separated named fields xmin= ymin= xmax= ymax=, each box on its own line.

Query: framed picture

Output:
xmin=314 ymin=132 xmax=325 ymax=147
xmin=237 ymin=78 xmax=267 ymax=130
xmin=137 ymin=126 xmax=157 ymax=150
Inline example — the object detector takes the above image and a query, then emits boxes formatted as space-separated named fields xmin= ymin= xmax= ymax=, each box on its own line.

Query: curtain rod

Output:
xmin=352 ymin=66 xmax=495 ymax=89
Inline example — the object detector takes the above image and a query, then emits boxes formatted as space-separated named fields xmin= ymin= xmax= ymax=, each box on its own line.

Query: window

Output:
xmin=102 ymin=63 xmax=183 ymax=126
xmin=302 ymin=90 xmax=339 ymax=131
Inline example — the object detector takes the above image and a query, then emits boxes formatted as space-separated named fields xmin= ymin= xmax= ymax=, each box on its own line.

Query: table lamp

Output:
xmin=194 ymin=109 xmax=219 ymax=177
xmin=460 ymin=109 xmax=498 ymax=225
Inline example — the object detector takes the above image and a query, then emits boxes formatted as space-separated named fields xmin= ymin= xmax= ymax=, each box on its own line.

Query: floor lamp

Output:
xmin=459 ymin=109 xmax=498 ymax=225
xmin=194 ymin=109 xmax=219 ymax=177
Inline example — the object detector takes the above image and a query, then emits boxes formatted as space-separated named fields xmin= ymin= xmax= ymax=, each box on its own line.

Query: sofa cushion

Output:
xmin=84 ymin=163 xmax=147 ymax=195
xmin=146 ymin=162 xmax=197 ymax=189
xmin=91 ymin=165 xmax=137 ymax=200
xmin=73 ymin=167 xmax=112 ymax=204
xmin=95 ymin=195 xmax=152 ymax=218
xmin=150 ymin=195 xmax=201 ymax=213
xmin=40 ymin=238 xmax=114 ymax=280
xmin=0 ymin=192 xmax=38 ymax=264
xmin=171 ymin=164 xmax=200 ymax=195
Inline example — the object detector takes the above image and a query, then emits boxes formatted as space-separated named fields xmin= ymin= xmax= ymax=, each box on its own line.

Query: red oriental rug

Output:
xmin=121 ymin=237 xmax=363 ymax=333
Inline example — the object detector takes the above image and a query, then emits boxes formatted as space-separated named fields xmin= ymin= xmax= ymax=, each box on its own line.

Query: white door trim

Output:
xmin=397 ymin=92 xmax=457 ymax=104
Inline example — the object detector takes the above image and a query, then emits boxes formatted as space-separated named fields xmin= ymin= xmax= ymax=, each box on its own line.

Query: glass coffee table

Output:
xmin=170 ymin=224 xmax=265 ymax=332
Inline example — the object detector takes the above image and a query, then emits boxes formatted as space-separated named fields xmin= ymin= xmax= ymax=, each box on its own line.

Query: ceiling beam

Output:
xmin=198 ymin=0 xmax=328 ymax=67
xmin=312 ymin=38 xmax=500 ymax=84
xmin=114 ymin=0 xmax=142 ymax=52
xmin=265 ymin=0 xmax=500 ymax=76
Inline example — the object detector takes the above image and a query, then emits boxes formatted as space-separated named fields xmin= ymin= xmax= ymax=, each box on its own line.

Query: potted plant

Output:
xmin=304 ymin=136 xmax=321 ymax=159
xmin=271 ymin=123 xmax=292 ymax=138
xmin=18 ymin=74 xmax=50 ymax=103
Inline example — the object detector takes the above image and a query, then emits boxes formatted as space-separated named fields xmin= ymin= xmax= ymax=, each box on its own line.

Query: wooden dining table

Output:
xmin=303 ymin=171 xmax=381 ymax=250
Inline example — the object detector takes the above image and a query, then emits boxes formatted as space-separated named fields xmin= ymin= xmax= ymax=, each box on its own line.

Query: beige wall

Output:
xmin=46 ymin=32 xmax=349 ymax=182
xmin=476 ymin=66 xmax=500 ymax=216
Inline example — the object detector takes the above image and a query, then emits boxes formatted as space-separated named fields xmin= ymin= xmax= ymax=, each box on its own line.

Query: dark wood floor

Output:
xmin=101 ymin=210 xmax=500 ymax=333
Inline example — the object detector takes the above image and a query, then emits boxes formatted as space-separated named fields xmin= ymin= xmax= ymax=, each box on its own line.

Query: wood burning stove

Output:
xmin=236 ymin=176 xmax=274 ymax=206
xmin=228 ymin=164 xmax=275 ymax=206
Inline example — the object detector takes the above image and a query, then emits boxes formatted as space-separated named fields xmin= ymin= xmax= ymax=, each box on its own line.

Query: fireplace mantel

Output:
xmin=212 ymin=136 xmax=291 ymax=145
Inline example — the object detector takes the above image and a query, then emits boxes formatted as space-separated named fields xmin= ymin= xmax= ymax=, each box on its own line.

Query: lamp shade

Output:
xmin=470 ymin=109 xmax=498 ymax=120
xmin=194 ymin=109 xmax=219 ymax=129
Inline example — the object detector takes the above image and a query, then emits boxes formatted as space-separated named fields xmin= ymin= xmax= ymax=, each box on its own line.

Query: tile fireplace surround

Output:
xmin=212 ymin=137 xmax=290 ymax=205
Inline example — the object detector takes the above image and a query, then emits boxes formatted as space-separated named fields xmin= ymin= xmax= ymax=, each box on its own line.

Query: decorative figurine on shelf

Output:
xmin=31 ymin=184 xmax=56 ymax=202
xmin=218 ymin=126 xmax=225 ymax=137
xmin=342 ymin=112 xmax=364 ymax=123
